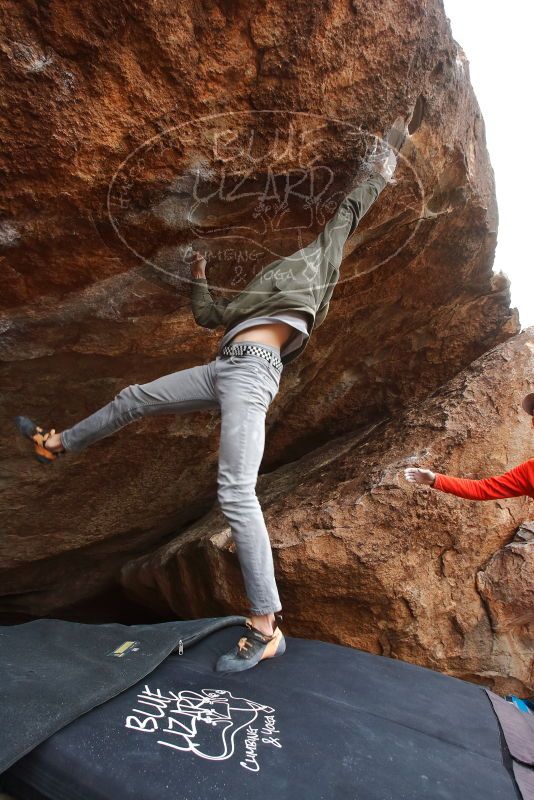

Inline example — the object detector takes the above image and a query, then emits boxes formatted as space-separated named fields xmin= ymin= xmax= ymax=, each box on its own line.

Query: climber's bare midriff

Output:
xmin=231 ymin=321 xmax=294 ymax=350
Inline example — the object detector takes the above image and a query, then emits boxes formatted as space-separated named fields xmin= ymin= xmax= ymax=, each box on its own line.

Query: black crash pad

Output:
xmin=0 ymin=624 xmax=521 ymax=800
xmin=0 ymin=615 xmax=246 ymax=773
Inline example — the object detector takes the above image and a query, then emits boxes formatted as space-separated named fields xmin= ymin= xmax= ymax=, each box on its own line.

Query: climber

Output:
xmin=404 ymin=392 xmax=534 ymax=499
xmin=15 ymin=117 xmax=407 ymax=673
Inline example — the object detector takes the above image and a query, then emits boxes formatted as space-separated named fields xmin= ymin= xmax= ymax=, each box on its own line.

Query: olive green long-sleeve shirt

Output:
xmin=191 ymin=173 xmax=387 ymax=364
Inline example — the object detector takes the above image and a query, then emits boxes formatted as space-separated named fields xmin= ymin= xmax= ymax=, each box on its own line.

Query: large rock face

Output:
xmin=0 ymin=0 xmax=518 ymax=632
xmin=122 ymin=330 xmax=534 ymax=695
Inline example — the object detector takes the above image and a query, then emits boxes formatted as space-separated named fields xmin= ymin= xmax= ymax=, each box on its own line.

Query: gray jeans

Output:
xmin=59 ymin=341 xmax=283 ymax=616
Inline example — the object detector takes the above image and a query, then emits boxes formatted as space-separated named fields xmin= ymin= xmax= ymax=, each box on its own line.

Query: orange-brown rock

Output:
xmin=0 ymin=0 xmax=518 ymax=620
xmin=476 ymin=521 xmax=534 ymax=685
xmin=122 ymin=330 xmax=534 ymax=694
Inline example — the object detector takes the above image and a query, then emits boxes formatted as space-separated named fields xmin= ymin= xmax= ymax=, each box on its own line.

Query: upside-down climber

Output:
xmin=16 ymin=117 xmax=408 ymax=673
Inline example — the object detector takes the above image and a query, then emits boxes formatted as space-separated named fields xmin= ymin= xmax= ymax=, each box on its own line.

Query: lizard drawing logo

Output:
xmin=125 ymin=686 xmax=278 ymax=764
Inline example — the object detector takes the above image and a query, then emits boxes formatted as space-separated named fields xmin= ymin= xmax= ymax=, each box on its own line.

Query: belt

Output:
xmin=221 ymin=343 xmax=283 ymax=373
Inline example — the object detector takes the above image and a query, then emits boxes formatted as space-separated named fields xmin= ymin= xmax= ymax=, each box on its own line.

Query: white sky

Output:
xmin=443 ymin=0 xmax=533 ymax=329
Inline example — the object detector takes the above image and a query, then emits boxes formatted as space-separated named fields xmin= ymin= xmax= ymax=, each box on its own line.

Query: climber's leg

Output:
xmin=59 ymin=361 xmax=219 ymax=452
xmin=215 ymin=350 xmax=282 ymax=619
xmin=213 ymin=350 xmax=287 ymax=672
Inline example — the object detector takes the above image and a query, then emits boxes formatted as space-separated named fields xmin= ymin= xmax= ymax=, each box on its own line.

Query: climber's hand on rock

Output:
xmin=375 ymin=147 xmax=397 ymax=182
xmin=404 ymin=467 xmax=436 ymax=486
xmin=191 ymin=250 xmax=207 ymax=279
xmin=366 ymin=135 xmax=398 ymax=183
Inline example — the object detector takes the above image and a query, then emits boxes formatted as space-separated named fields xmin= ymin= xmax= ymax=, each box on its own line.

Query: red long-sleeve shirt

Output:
xmin=433 ymin=459 xmax=534 ymax=501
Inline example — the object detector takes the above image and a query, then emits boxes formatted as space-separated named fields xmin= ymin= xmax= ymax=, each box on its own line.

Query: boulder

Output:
xmin=0 ymin=0 xmax=517 ymax=617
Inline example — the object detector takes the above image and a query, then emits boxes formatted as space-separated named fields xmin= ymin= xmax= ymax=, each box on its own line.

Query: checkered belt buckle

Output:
xmin=221 ymin=343 xmax=283 ymax=372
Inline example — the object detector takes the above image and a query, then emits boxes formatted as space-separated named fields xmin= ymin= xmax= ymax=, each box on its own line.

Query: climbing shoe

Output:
xmin=215 ymin=618 xmax=286 ymax=673
xmin=14 ymin=415 xmax=65 ymax=464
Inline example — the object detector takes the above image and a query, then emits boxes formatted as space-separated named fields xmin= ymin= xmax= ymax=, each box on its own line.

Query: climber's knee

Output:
xmin=113 ymin=384 xmax=146 ymax=421
xmin=217 ymin=481 xmax=258 ymax=520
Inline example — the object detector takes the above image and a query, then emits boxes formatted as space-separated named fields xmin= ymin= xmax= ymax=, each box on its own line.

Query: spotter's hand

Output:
xmin=404 ymin=467 xmax=436 ymax=486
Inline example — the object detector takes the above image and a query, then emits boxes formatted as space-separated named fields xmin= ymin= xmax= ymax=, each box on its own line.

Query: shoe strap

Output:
xmin=245 ymin=621 xmax=277 ymax=642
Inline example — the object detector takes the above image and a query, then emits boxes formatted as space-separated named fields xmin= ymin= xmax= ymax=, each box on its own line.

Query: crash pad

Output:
xmin=0 ymin=615 xmax=246 ymax=773
xmin=0 ymin=624 xmax=521 ymax=800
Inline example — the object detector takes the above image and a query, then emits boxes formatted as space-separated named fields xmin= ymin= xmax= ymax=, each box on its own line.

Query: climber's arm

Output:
xmin=344 ymin=173 xmax=388 ymax=238
xmin=190 ymin=277 xmax=230 ymax=329
xmin=343 ymin=119 xmax=405 ymax=238
xmin=189 ymin=251 xmax=229 ymax=329
xmin=315 ymin=166 xmax=390 ymax=327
